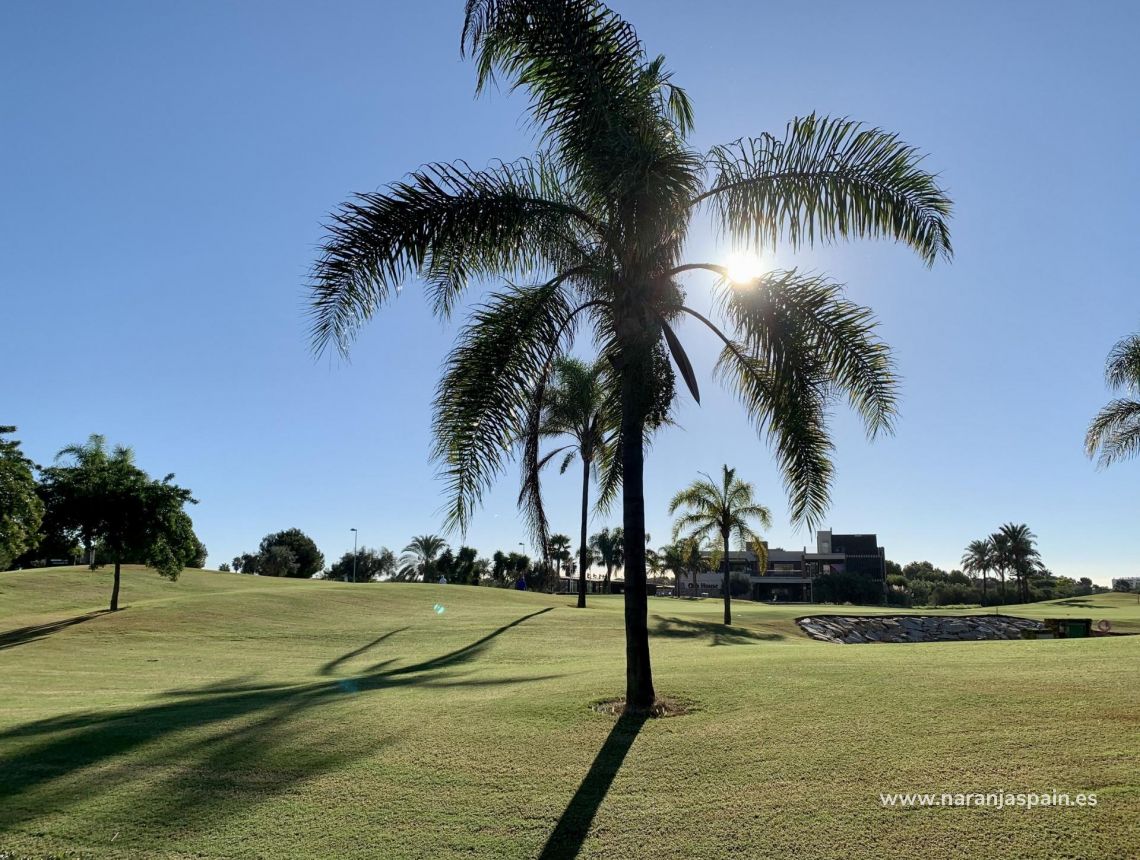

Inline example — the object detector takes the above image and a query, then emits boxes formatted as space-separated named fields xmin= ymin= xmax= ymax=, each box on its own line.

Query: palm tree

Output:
xmin=1086 ymin=332 xmax=1140 ymax=466
xmin=549 ymin=532 xmax=573 ymax=577
xmin=960 ymin=538 xmax=994 ymax=602
xmin=522 ymin=357 xmax=617 ymax=608
xmin=989 ymin=531 xmax=1012 ymax=605
xmin=997 ymin=523 xmax=1041 ymax=603
xmin=589 ymin=526 xmax=624 ymax=592
xmin=307 ymin=1 xmax=952 ymax=709
xmin=669 ymin=465 xmax=772 ymax=625
xmin=400 ymin=534 xmax=448 ymax=582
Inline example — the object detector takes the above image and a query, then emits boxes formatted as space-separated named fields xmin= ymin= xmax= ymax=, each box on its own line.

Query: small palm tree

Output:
xmin=521 ymin=357 xmax=617 ymax=608
xmin=960 ymin=538 xmax=994 ymax=602
xmin=589 ymin=527 xmax=624 ymax=592
xmin=669 ymin=465 xmax=771 ymax=625
xmin=996 ymin=523 xmax=1041 ymax=603
xmin=308 ymin=1 xmax=951 ymax=709
xmin=400 ymin=534 xmax=448 ymax=582
xmin=989 ymin=531 xmax=1012 ymax=604
xmin=1086 ymin=332 xmax=1140 ymax=466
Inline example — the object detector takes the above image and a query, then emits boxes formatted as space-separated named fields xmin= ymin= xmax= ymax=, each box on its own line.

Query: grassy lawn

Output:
xmin=1 ymin=567 xmax=1137 ymax=859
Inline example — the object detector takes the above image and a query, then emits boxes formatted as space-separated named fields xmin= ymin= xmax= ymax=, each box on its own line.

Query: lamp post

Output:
xmin=350 ymin=528 xmax=358 ymax=583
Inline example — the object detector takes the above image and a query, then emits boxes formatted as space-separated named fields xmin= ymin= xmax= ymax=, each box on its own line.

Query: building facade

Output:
xmin=686 ymin=530 xmax=887 ymax=602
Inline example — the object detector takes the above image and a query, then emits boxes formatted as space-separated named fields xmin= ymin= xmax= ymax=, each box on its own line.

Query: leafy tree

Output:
xmin=960 ymin=538 xmax=994 ymax=601
xmin=669 ymin=465 xmax=771 ymax=625
xmin=257 ymin=528 xmax=324 ymax=578
xmin=400 ymin=534 xmax=447 ymax=581
xmin=232 ymin=553 xmax=260 ymax=574
xmin=1086 ymin=332 xmax=1140 ymax=466
xmin=328 ymin=546 xmax=397 ymax=582
xmin=1113 ymin=579 xmax=1133 ymax=593
xmin=218 ymin=562 xmax=232 ymax=572
xmin=0 ymin=426 xmax=43 ymax=569
xmin=307 ymin=0 xmax=951 ymax=709
xmin=260 ymin=545 xmax=298 ymax=578
xmin=39 ymin=434 xmax=197 ymax=611
xmin=589 ymin=527 xmax=624 ymax=592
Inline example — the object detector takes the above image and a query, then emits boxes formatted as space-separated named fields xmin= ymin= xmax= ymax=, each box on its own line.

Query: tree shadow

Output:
xmin=0 ymin=611 xmax=109 ymax=651
xmin=318 ymin=626 xmax=409 ymax=675
xmin=0 ymin=607 xmax=557 ymax=840
xmin=652 ymin=615 xmax=783 ymax=645
xmin=537 ymin=711 xmax=648 ymax=860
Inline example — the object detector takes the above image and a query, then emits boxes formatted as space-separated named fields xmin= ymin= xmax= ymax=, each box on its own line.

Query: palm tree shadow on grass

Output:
xmin=0 ymin=607 xmax=556 ymax=839
xmin=0 ymin=611 xmax=110 ymax=651
xmin=538 ymin=710 xmax=648 ymax=860
xmin=652 ymin=615 xmax=783 ymax=645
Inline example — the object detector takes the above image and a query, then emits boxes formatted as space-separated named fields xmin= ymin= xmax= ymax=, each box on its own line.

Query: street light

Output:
xmin=350 ymin=528 xmax=358 ymax=583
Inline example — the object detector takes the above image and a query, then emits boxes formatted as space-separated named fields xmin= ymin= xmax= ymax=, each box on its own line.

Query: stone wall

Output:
xmin=797 ymin=614 xmax=1044 ymax=644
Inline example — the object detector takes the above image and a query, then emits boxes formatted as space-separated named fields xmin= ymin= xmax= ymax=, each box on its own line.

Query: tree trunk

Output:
xmin=110 ymin=560 xmax=121 ymax=612
xmin=620 ymin=364 xmax=654 ymax=712
xmin=722 ymin=528 xmax=731 ymax=626
xmin=982 ymin=571 xmax=988 ymax=601
xmin=577 ymin=456 xmax=590 ymax=609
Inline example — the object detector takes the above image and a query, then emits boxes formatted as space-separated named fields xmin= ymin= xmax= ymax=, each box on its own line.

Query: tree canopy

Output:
xmin=0 ymin=426 xmax=43 ymax=569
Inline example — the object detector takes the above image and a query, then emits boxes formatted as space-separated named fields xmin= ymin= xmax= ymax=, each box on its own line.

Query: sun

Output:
xmin=724 ymin=251 xmax=766 ymax=284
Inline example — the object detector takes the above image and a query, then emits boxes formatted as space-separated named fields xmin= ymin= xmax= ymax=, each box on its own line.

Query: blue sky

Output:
xmin=3 ymin=1 xmax=1138 ymax=583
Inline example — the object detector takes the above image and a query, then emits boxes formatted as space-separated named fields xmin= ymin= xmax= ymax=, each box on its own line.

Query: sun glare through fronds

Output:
xmin=725 ymin=252 xmax=767 ymax=284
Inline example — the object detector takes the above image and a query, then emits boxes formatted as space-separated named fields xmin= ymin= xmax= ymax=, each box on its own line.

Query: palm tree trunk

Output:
xmin=110 ymin=560 xmax=121 ymax=612
xmin=577 ymin=457 xmax=590 ymax=609
xmin=620 ymin=363 xmax=654 ymax=712
xmin=982 ymin=570 xmax=988 ymax=602
xmin=722 ymin=527 xmax=731 ymax=626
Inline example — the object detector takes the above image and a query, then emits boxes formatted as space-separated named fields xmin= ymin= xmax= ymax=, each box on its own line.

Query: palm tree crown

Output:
xmin=960 ymin=537 xmax=994 ymax=600
xmin=1086 ymin=332 xmax=1140 ymax=466
xmin=669 ymin=465 xmax=771 ymax=624
xmin=400 ymin=534 xmax=448 ymax=581
xmin=307 ymin=0 xmax=951 ymax=708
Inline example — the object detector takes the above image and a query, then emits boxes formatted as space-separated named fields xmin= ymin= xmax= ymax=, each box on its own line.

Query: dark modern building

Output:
xmin=690 ymin=530 xmax=887 ymax=602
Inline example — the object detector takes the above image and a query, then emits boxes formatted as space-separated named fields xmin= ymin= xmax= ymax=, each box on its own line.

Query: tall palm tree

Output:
xmin=589 ymin=526 xmax=624 ymax=592
xmin=549 ymin=532 xmax=573 ymax=577
xmin=523 ymin=357 xmax=616 ymax=608
xmin=307 ymin=1 xmax=951 ymax=709
xmin=960 ymin=537 xmax=994 ymax=602
xmin=989 ymin=531 xmax=1012 ymax=604
xmin=1086 ymin=332 xmax=1140 ymax=466
xmin=669 ymin=465 xmax=772 ymax=625
xmin=996 ymin=523 xmax=1041 ymax=603
xmin=400 ymin=534 xmax=448 ymax=582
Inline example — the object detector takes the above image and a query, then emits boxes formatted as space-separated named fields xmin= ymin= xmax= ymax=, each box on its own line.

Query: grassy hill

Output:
xmin=1 ymin=567 xmax=1137 ymax=859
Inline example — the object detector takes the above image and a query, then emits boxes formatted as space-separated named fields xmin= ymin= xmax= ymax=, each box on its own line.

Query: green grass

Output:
xmin=1 ymin=567 xmax=1137 ymax=859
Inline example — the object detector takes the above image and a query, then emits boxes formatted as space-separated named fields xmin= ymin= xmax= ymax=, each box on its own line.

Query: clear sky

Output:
xmin=3 ymin=1 xmax=1138 ymax=583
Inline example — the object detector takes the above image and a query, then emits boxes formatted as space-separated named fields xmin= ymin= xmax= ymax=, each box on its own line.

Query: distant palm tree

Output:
xmin=996 ymin=523 xmax=1041 ymax=603
xmin=522 ymin=357 xmax=617 ymax=608
xmin=1086 ymin=332 xmax=1140 ymax=466
xmin=589 ymin=527 xmax=624 ymax=592
xmin=989 ymin=532 xmax=1012 ymax=604
xmin=548 ymin=533 xmax=573 ymax=576
xmin=669 ymin=465 xmax=771 ymax=625
xmin=400 ymin=535 xmax=448 ymax=582
xmin=960 ymin=538 xmax=994 ymax=602
xmin=307 ymin=1 xmax=951 ymax=709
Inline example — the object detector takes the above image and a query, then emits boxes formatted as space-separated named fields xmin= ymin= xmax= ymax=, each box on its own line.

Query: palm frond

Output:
xmin=1105 ymin=333 xmax=1140 ymax=393
xmin=717 ymin=269 xmax=899 ymax=438
xmin=435 ymin=279 xmax=576 ymax=536
xmin=699 ymin=114 xmax=952 ymax=266
xmin=309 ymin=158 xmax=597 ymax=357
xmin=713 ymin=343 xmax=834 ymax=530
xmin=1085 ymin=398 xmax=1140 ymax=467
